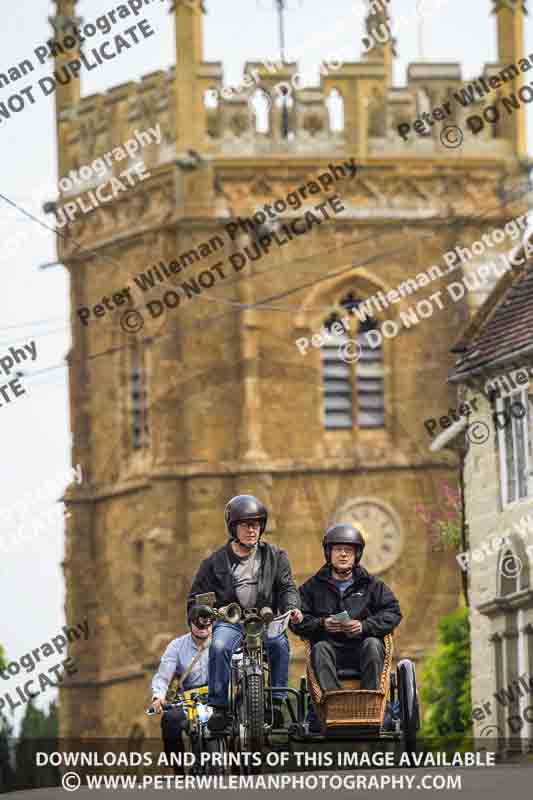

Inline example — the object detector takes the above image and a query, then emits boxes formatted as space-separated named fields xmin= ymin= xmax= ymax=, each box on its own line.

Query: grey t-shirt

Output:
xmin=231 ymin=546 xmax=261 ymax=609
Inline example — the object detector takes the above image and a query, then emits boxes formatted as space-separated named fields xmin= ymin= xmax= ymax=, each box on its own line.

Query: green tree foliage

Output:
xmin=0 ymin=640 xmax=60 ymax=792
xmin=0 ymin=645 xmax=16 ymax=792
xmin=420 ymin=606 xmax=472 ymax=751
xmin=18 ymin=700 xmax=58 ymax=740
xmin=15 ymin=700 xmax=59 ymax=789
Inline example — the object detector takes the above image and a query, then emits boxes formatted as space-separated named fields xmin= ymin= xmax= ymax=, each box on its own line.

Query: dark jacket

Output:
xmin=290 ymin=564 xmax=402 ymax=648
xmin=187 ymin=540 xmax=299 ymax=618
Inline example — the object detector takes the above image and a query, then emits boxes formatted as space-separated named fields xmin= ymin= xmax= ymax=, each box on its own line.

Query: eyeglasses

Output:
xmin=193 ymin=619 xmax=212 ymax=630
xmin=238 ymin=520 xmax=261 ymax=530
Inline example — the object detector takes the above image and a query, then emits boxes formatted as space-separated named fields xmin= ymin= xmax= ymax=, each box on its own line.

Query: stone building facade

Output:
xmin=53 ymin=0 xmax=528 ymax=737
xmin=448 ymin=228 xmax=533 ymax=756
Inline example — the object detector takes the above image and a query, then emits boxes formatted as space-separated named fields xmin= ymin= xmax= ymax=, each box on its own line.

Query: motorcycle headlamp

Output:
xmin=244 ymin=616 xmax=263 ymax=637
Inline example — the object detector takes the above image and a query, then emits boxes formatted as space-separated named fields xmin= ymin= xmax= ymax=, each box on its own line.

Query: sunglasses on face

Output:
xmin=193 ymin=618 xmax=212 ymax=630
xmin=238 ymin=521 xmax=261 ymax=530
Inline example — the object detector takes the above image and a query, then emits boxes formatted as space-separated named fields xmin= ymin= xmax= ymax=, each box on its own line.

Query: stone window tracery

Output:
xmin=321 ymin=291 xmax=385 ymax=430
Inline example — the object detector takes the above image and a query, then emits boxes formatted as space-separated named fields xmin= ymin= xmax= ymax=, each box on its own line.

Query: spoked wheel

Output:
xmin=396 ymin=658 xmax=419 ymax=764
xmin=233 ymin=671 xmax=264 ymax=774
xmin=203 ymin=734 xmax=230 ymax=776
xmin=183 ymin=734 xmax=196 ymax=776
xmin=245 ymin=672 xmax=264 ymax=752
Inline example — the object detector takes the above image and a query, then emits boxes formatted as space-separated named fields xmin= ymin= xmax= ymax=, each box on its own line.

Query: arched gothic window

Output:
xmin=492 ymin=544 xmax=531 ymax=741
xmin=322 ymin=291 xmax=385 ymax=429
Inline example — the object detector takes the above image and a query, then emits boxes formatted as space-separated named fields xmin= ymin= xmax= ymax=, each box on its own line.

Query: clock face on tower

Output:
xmin=330 ymin=498 xmax=404 ymax=575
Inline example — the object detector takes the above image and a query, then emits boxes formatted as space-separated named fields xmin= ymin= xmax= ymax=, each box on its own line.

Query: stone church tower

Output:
xmin=54 ymin=0 xmax=529 ymax=737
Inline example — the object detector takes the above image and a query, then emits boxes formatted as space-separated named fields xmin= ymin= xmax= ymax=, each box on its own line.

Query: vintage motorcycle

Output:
xmin=193 ymin=594 xmax=292 ymax=769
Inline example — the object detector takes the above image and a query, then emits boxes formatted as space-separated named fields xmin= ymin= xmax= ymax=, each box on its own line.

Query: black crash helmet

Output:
xmin=189 ymin=605 xmax=214 ymax=630
xmin=224 ymin=495 xmax=268 ymax=537
xmin=322 ymin=523 xmax=366 ymax=563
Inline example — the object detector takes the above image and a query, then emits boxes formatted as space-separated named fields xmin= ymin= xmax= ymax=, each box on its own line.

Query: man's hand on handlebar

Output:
xmin=290 ymin=608 xmax=303 ymax=624
xmin=151 ymin=697 xmax=165 ymax=714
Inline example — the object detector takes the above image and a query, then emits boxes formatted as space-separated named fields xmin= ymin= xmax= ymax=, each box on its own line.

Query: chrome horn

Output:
xmin=219 ymin=602 xmax=242 ymax=624
xmin=260 ymin=606 xmax=274 ymax=626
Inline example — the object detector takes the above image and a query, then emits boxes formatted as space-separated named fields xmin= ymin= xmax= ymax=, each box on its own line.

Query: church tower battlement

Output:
xmin=51 ymin=0 xmax=530 ymax=261
xmin=52 ymin=1 xmax=528 ymax=167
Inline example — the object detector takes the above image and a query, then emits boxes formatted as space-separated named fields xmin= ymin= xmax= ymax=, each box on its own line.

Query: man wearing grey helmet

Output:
xmin=290 ymin=523 xmax=402 ymax=692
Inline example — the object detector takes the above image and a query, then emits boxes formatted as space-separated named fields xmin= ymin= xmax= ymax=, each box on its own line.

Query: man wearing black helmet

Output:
xmin=150 ymin=608 xmax=213 ymax=774
xmin=290 ymin=523 xmax=402 ymax=693
xmin=187 ymin=495 xmax=303 ymax=732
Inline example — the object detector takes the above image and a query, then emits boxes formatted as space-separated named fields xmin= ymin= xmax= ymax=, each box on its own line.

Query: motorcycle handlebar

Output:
xmin=145 ymin=699 xmax=192 ymax=716
xmin=198 ymin=604 xmax=274 ymax=626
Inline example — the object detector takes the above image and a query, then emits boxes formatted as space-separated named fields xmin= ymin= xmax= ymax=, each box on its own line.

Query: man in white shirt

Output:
xmin=150 ymin=610 xmax=212 ymax=774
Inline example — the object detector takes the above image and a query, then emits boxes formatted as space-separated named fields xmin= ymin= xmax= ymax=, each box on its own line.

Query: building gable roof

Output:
xmin=449 ymin=241 xmax=533 ymax=383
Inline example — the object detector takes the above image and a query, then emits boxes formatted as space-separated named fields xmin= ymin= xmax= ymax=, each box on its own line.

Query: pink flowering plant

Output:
xmin=415 ymin=482 xmax=462 ymax=551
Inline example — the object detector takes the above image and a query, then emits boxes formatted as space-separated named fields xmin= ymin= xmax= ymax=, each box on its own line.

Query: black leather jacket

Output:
xmin=290 ymin=563 xmax=402 ymax=648
xmin=187 ymin=540 xmax=299 ymax=619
